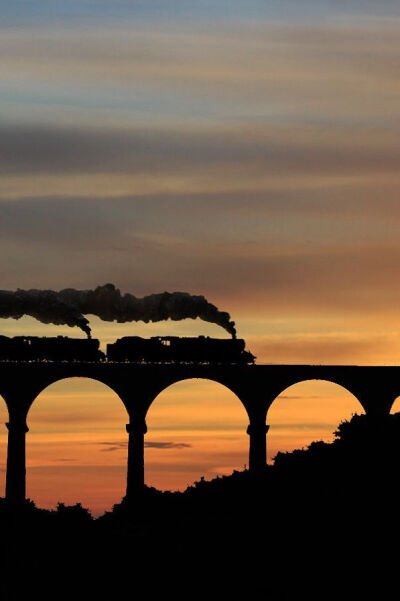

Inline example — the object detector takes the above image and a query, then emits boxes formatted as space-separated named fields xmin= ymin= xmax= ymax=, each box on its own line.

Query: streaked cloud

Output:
xmin=2 ymin=21 xmax=400 ymax=122
xmin=145 ymin=441 xmax=191 ymax=449
xmin=98 ymin=440 xmax=191 ymax=451
xmin=252 ymin=333 xmax=399 ymax=365
xmin=2 ymin=122 xmax=400 ymax=185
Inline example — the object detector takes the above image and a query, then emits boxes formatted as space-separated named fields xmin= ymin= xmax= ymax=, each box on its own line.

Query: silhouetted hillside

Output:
xmin=2 ymin=412 xmax=399 ymax=599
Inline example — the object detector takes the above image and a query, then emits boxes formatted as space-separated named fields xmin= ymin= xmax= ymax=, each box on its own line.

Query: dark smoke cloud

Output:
xmin=0 ymin=289 xmax=91 ymax=337
xmin=0 ymin=284 xmax=236 ymax=338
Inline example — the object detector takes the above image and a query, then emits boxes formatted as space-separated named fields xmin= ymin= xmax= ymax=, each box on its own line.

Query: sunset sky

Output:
xmin=2 ymin=1 xmax=400 ymax=515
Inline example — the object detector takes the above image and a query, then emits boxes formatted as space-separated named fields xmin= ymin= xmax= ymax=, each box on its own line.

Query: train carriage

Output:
xmin=0 ymin=336 xmax=104 ymax=362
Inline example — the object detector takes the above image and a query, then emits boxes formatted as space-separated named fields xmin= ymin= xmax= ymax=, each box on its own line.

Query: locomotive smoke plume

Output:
xmin=0 ymin=289 xmax=91 ymax=337
xmin=0 ymin=284 xmax=236 ymax=338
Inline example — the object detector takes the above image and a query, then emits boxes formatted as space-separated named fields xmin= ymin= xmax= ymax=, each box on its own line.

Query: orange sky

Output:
xmin=2 ymin=3 xmax=400 ymax=514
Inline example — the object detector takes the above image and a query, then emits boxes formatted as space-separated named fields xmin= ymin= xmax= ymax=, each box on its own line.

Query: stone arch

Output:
xmin=0 ymin=394 xmax=8 ymax=497
xmin=27 ymin=375 xmax=128 ymax=416
xmin=26 ymin=376 xmax=129 ymax=515
xmin=145 ymin=375 xmax=251 ymax=419
xmin=390 ymin=396 xmax=400 ymax=414
xmin=266 ymin=377 xmax=365 ymax=413
xmin=266 ymin=378 xmax=364 ymax=464
xmin=144 ymin=377 xmax=250 ymax=491
xmin=0 ymin=392 xmax=10 ymax=420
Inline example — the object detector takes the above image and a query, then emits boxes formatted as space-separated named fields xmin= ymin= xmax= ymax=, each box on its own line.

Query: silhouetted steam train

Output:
xmin=0 ymin=335 xmax=255 ymax=365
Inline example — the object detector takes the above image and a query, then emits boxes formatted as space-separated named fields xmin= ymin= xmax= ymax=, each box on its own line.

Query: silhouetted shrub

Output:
xmin=56 ymin=502 xmax=92 ymax=524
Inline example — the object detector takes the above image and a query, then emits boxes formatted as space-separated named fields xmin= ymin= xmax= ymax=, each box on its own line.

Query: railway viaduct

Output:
xmin=1 ymin=362 xmax=399 ymax=503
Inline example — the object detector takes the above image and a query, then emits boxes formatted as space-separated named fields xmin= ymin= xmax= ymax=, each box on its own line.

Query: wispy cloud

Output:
xmin=145 ymin=441 xmax=192 ymax=449
xmin=98 ymin=441 xmax=191 ymax=452
xmin=252 ymin=333 xmax=400 ymax=365
xmin=2 ymin=22 xmax=400 ymax=120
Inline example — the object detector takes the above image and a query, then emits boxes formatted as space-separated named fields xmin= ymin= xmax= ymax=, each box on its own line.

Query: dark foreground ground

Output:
xmin=1 ymin=413 xmax=399 ymax=599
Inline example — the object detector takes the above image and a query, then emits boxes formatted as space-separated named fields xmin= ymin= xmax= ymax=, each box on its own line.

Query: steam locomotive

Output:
xmin=0 ymin=335 xmax=255 ymax=364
